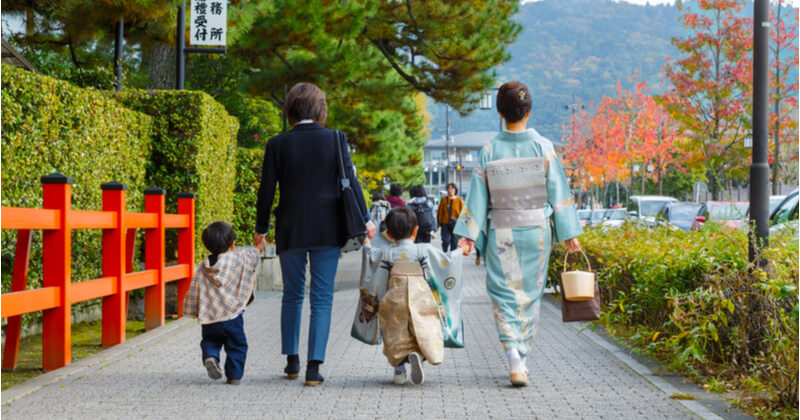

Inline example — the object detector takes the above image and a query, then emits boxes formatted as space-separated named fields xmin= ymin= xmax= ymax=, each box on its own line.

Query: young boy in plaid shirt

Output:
xmin=183 ymin=221 xmax=265 ymax=385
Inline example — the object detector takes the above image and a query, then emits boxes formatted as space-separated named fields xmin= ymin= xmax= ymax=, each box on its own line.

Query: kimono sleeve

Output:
xmin=545 ymin=146 xmax=583 ymax=243
xmin=453 ymin=146 xmax=490 ymax=248
xmin=361 ymin=242 xmax=390 ymax=300
xmin=182 ymin=264 xmax=203 ymax=319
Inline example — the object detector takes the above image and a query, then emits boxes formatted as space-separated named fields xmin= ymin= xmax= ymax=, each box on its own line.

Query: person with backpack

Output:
xmin=361 ymin=207 xmax=463 ymax=385
xmin=369 ymin=191 xmax=391 ymax=231
xmin=406 ymin=185 xmax=436 ymax=243
xmin=437 ymin=183 xmax=464 ymax=252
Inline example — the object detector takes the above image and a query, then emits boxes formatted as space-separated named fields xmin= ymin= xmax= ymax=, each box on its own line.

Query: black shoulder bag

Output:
xmin=335 ymin=131 xmax=367 ymax=253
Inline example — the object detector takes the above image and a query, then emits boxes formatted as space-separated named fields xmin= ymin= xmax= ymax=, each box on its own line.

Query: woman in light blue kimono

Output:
xmin=455 ymin=81 xmax=582 ymax=387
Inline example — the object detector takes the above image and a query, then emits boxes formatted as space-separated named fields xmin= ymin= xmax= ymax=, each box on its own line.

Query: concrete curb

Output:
xmin=1 ymin=318 xmax=195 ymax=405
xmin=540 ymin=295 xmax=752 ymax=420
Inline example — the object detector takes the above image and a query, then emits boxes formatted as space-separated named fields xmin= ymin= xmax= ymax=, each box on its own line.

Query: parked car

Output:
xmin=577 ymin=209 xmax=591 ymax=227
xmin=657 ymin=202 xmax=707 ymax=231
xmin=769 ymin=189 xmax=799 ymax=237
xmin=628 ymin=195 xmax=679 ymax=226
xmin=590 ymin=209 xmax=606 ymax=226
xmin=770 ymin=195 xmax=787 ymax=215
xmin=600 ymin=208 xmax=629 ymax=228
xmin=702 ymin=201 xmax=749 ymax=229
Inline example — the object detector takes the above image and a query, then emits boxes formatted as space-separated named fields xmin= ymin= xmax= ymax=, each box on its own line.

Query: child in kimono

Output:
xmin=183 ymin=221 xmax=264 ymax=385
xmin=363 ymin=207 xmax=463 ymax=386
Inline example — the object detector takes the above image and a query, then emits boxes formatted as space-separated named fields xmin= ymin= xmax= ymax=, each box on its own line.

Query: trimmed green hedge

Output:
xmin=233 ymin=146 xmax=278 ymax=245
xmin=549 ymin=224 xmax=799 ymax=415
xmin=115 ymin=90 xmax=238 ymax=261
xmin=1 ymin=65 xmax=152 ymax=293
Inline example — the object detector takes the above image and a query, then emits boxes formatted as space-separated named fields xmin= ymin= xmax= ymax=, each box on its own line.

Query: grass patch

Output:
xmin=1 ymin=319 xmax=170 ymax=390
xmin=670 ymin=392 xmax=696 ymax=400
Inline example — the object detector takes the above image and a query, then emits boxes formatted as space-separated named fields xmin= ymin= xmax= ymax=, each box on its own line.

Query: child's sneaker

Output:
xmin=204 ymin=357 xmax=223 ymax=380
xmin=393 ymin=365 xmax=408 ymax=385
xmin=408 ymin=352 xmax=424 ymax=385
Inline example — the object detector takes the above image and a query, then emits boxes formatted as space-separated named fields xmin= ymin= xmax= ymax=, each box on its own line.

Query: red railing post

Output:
xmin=176 ymin=192 xmax=196 ymax=317
xmin=144 ymin=187 xmax=166 ymax=330
xmin=101 ymin=182 xmax=127 ymax=347
xmin=2 ymin=229 xmax=33 ymax=370
xmin=41 ymin=173 xmax=73 ymax=371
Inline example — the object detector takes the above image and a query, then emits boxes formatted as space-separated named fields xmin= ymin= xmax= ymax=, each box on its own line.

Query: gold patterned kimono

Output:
xmin=363 ymin=239 xmax=462 ymax=367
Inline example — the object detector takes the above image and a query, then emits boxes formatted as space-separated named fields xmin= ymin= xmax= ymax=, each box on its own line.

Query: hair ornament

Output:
xmin=518 ymin=89 xmax=527 ymax=101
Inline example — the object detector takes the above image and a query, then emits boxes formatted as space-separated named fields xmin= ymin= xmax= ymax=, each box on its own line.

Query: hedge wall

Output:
xmin=115 ymin=90 xmax=238 ymax=261
xmin=233 ymin=146 xmax=279 ymax=246
xmin=1 ymin=65 xmax=153 ymax=293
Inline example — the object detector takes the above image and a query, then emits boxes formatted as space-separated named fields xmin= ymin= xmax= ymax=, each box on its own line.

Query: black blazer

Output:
xmin=255 ymin=123 xmax=368 ymax=254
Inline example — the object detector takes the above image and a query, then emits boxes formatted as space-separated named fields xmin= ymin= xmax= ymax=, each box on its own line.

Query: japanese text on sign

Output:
xmin=190 ymin=0 xmax=226 ymax=46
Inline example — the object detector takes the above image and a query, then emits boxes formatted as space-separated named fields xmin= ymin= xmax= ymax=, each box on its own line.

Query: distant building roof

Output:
xmin=424 ymin=130 xmax=565 ymax=149
xmin=2 ymin=39 xmax=37 ymax=72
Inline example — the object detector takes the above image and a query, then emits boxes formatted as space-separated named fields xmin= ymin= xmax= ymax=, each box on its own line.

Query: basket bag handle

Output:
xmin=563 ymin=250 xmax=592 ymax=273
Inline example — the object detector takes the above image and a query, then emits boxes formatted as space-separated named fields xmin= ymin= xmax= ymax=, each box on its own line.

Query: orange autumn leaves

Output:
xmin=561 ymin=79 xmax=685 ymax=191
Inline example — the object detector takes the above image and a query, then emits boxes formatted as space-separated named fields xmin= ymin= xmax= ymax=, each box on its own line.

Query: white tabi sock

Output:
xmin=506 ymin=348 xmax=523 ymax=374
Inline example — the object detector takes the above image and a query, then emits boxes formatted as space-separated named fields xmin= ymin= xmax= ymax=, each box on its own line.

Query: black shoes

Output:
xmin=305 ymin=360 xmax=324 ymax=386
xmin=284 ymin=354 xmax=300 ymax=379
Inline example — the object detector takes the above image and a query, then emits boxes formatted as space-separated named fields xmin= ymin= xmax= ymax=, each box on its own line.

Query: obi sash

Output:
xmin=486 ymin=157 xmax=549 ymax=228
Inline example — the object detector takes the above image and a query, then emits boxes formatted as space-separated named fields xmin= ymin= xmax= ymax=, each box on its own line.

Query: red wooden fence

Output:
xmin=1 ymin=173 xmax=195 ymax=371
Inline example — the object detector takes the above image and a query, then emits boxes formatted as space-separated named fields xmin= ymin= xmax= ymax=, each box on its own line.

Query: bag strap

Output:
xmin=334 ymin=130 xmax=351 ymax=191
xmin=563 ymin=250 xmax=592 ymax=273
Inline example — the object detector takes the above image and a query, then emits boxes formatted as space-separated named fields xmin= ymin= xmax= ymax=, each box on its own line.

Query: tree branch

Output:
xmin=371 ymin=38 xmax=424 ymax=91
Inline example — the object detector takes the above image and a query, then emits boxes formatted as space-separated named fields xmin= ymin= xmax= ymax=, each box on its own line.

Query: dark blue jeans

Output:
xmin=441 ymin=223 xmax=459 ymax=252
xmin=201 ymin=313 xmax=247 ymax=380
xmin=279 ymin=246 xmax=340 ymax=362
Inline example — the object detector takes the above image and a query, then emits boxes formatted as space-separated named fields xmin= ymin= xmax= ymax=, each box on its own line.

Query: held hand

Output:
xmin=366 ymin=220 xmax=377 ymax=239
xmin=458 ymin=237 xmax=475 ymax=256
xmin=253 ymin=233 xmax=266 ymax=253
xmin=564 ymin=237 xmax=582 ymax=253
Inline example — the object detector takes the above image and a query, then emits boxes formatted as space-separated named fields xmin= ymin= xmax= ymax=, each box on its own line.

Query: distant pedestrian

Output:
xmin=406 ymin=185 xmax=437 ymax=243
xmin=369 ymin=191 xmax=391 ymax=230
xmin=387 ymin=183 xmax=406 ymax=208
xmin=455 ymin=81 xmax=582 ymax=387
xmin=437 ymin=183 xmax=464 ymax=252
xmin=254 ymin=82 xmax=376 ymax=386
xmin=183 ymin=221 xmax=264 ymax=385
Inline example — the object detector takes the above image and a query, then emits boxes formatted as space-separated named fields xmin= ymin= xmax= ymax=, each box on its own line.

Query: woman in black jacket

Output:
xmin=254 ymin=83 xmax=375 ymax=386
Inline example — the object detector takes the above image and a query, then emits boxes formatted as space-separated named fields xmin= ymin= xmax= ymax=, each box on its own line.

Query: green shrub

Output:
xmin=549 ymin=224 xmax=798 ymax=414
xmin=233 ymin=146 xmax=278 ymax=245
xmin=115 ymin=90 xmax=238 ymax=261
xmin=1 ymin=65 xmax=152 ymax=295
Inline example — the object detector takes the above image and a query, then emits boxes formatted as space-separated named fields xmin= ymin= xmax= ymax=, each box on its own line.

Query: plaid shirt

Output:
xmin=183 ymin=247 xmax=260 ymax=324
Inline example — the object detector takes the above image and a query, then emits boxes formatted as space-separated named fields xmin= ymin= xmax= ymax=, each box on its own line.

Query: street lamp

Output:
xmin=481 ymin=87 xmax=503 ymax=131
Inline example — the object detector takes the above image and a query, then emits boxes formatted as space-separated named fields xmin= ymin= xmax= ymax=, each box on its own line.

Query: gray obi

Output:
xmin=486 ymin=157 xmax=548 ymax=228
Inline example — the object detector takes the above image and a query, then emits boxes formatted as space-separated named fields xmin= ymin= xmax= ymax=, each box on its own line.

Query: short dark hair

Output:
xmin=384 ymin=207 xmax=417 ymax=240
xmin=372 ymin=191 xmax=386 ymax=202
xmin=497 ymin=81 xmax=532 ymax=123
xmin=409 ymin=185 xmax=426 ymax=198
xmin=446 ymin=183 xmax=458 ymax=194
xmin=389 ymin=183 xmax=403 ymax=197
xmin=285 ymin=82 xmax=327 ymax=125
xmin=202 ymin=221 xmax=236 ymax=255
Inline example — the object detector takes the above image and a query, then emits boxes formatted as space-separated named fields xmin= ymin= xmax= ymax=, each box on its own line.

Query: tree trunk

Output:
xmin=771 ymin=1 xmax=782 ymax=194
xmin=708 ymin=169 xmax=722 ymax=200
xmin=142 ymin=43 xmax=176 ymax=89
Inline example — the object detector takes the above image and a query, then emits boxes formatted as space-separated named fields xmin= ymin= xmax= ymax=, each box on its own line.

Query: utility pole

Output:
xmin=445 ymin=105 xmax=451 ymax=186
xmin=564 ymin=93 xmax=583 ymax=140
xmin=114 ymin=17 xmax=123 ymax=91
xmin=750 ymin=0 xmax=770 ymax=264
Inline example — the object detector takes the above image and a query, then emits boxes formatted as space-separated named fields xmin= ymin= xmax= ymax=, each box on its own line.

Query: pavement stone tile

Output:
xmin=2 ymin=251 xmax=723 ymax=419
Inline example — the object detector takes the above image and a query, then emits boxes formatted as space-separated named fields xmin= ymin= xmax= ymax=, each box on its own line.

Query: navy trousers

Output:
xmin=279 ymin=246 xmax=340 ymax=362
xmin=201 ymin=313 xmax=248 ymax=380
xmin=441 ymin=223 xmax=459 ymax=252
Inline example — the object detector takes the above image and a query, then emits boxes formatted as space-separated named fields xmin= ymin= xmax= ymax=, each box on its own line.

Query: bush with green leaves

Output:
xmin=115 ymin=90 xmax=238 ymax=261
xmin=549 ymin=223 xmax=798 ymax=414
xmin=1 ymin=65 xmax=152 ymax=295
xmin=233 ymin=146 xmax=279 ymax=246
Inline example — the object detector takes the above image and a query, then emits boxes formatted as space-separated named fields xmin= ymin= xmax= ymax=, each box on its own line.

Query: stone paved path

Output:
xmin=2 ymin=253 xmax=725 ymax=419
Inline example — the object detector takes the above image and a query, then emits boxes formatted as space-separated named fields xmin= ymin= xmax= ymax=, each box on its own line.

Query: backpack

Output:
xmin=409 ymin=200 xmax=436 ymax=233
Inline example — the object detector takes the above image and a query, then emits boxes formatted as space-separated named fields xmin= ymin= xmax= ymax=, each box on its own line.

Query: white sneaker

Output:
xmin=393 ymin=366 xmax=408 ymax=385
xmin=408 ymin=352 xmax=425 ymax=385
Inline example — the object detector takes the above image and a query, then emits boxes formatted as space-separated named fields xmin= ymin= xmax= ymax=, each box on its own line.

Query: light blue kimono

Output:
xmin=453 ymin=128 xmax=582 ymax=356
